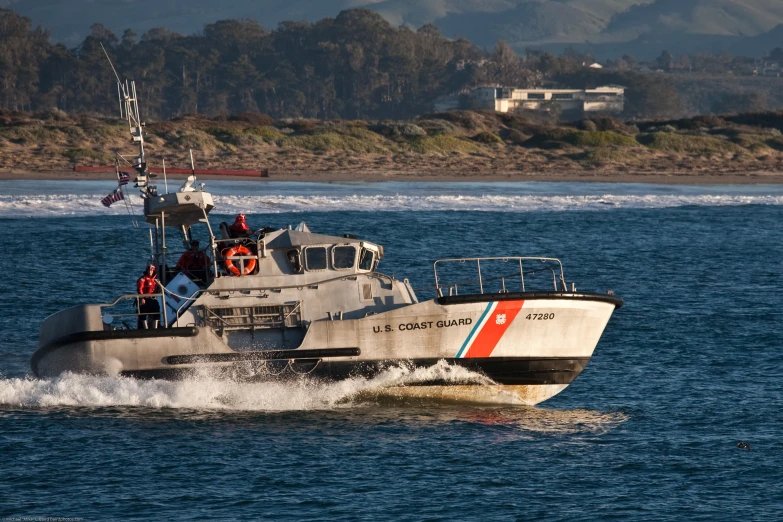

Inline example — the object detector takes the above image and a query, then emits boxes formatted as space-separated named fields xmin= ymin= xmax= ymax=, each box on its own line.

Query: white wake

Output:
xmin=0 ymin=361 xmax=492 ymax=411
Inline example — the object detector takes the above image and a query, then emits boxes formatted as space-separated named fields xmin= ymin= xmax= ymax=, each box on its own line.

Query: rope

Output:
xmin=289 ymin=359 xmax=321 ymax=375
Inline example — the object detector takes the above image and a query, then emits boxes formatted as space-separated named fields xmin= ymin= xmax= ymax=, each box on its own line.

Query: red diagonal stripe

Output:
xmin=463 ymin=300 xmax=525 ymax=358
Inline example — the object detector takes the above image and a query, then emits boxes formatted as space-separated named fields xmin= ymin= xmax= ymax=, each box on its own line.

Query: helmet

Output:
xmin=235 ymin=213 xmax=246 ymax=223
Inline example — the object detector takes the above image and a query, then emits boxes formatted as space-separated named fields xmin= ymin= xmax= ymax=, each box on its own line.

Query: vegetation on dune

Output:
xmin=280 ymin=131 xmax=391 ymax=154
xmin=576 ymin=148 xmax=644 ymax=167
xmin=404 ymin=135 xmax=483 ymax=154
xmin=636 ymin=132 xmax=746 ymax=154
xmin=563 ymin=130 xmax=639 ymax=148
xmin=0 ymin=108 xmax=782 ymax=173
xmin=471 ymin=131 xmax=504 ymax=145
xmin=61 ymin=147 xmax=111 ymax=162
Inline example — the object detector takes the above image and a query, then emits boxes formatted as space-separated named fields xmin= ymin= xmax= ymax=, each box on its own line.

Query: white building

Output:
xmin=470 ymin=85 xmax=625 ymax=114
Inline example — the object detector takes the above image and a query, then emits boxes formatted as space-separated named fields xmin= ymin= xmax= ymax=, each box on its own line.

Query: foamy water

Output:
xmin=0 ymin=364 xmax=629 ymax=438
xmin=0 ymin=361 xmax=496 ymax=411
xmin=1 ymin=192 xmax=783 ymax=217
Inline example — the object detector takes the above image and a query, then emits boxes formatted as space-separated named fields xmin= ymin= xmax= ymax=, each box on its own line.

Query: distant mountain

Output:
xmin=607 ymin=0 xmax=783 ymax=37
xmin=2 ymin=0 xmax=783 ymax=57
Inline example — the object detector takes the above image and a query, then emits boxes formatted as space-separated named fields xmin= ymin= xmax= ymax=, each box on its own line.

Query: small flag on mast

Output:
xmin=118 ymin=172 xmax=130 ymax=185
xmin=101 ymin=188 xmax=125 ymax=207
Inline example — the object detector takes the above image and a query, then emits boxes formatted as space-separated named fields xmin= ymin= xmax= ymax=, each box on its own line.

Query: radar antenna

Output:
xmin=100 ymin=43 xmax=156 ymax=198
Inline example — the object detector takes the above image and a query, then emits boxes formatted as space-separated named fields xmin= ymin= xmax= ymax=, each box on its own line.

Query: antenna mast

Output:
xmin=101 ymin=43 xmax=155 ymax=197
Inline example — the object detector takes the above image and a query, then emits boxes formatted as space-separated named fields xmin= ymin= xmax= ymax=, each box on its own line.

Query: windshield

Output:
xmin=359 ymin=248 xmax=375 ymax=271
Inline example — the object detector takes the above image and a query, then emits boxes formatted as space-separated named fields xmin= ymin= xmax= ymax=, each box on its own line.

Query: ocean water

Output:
xmin=1 ymin=181 xmax=782 ymax=520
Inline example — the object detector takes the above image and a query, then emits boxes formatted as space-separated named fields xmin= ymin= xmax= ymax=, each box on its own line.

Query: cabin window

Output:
xmin=359 ymin=248 xmax=375 ymax=271
xmin=286 ymin=248 xmax=302 ymax=273
xmin=527 ymin=93 xmax=546 ymax=100
xmin=304 ymin=247 xmax=328 ymax=271
xmin=332 ymin=246 xmax=357 ymax=270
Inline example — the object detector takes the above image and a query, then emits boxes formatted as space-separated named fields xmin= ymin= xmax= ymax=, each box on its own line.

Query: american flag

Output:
xmin=101 ymin=188 xmax=125 ymax=207
xmin=118 ymin=172 xmax=130 ymax=185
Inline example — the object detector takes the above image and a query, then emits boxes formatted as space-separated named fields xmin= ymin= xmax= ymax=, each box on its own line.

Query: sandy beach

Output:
xmin=2 ymin=168 xmax=783 ymax=184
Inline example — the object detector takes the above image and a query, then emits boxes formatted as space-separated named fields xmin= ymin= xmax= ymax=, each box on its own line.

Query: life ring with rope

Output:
xmin=222 ymin=244 xmax=256 ymax=276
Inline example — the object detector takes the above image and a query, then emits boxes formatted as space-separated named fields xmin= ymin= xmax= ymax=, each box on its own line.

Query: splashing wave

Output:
xmin=0 ymin=361 xmax=495 ymax=411
xmin=1 ymin=192 xmax=782 ymax=217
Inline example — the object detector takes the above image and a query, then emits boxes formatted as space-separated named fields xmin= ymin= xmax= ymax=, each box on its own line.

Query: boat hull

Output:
xmin=32 ymin=293 xmax=621 ymax=405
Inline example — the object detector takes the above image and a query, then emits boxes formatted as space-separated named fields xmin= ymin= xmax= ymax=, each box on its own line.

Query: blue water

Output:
xmin=1 ymin=181 xmax=782 ymax=520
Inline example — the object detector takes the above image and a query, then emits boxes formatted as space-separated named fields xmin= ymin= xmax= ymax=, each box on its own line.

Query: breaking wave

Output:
xmin=1 ymin=192 xmax=783 ymax=217
xmin=0 ymin=363 xmax=629 ymax=434
xmin=0 ymin=361 xmax=496 ymax=411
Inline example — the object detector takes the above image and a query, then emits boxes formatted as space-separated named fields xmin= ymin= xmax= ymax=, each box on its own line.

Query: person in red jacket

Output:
xmin=136 ymin=264 xmax=160 ymax=329
xmin=229 ymin=213 xmax=253 ymax=238
xmin=176 ymin=240 xmax=210 ymax=281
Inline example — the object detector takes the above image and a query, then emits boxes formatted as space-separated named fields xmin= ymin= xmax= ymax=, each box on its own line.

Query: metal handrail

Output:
xmin=200 ymin=271 xmax=393 ymax=293
xmin=433 ymin=256 xmax=566 ymax=296
xmin=99 ymin=292 xmax=162 ymax=308
xmin=413 ymin=268 xmax=555 ymax=292
xmin=98 ymin=270 xmax=391 ymax=329
xmin=98 ymin=291 xmax=167 ymax=327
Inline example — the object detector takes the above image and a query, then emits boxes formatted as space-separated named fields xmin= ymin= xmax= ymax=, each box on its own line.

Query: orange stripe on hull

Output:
xmin=463 ymin=300 xmax=525 ymax=358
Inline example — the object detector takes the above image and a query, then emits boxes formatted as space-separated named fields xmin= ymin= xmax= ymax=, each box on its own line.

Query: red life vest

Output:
xmin=177 ymin=251 xmax=209 ymax=271
xmin=230 ymin=221 xmax=250 ymax=235
xmin=137 ymin=274 xmax=157 ymax=294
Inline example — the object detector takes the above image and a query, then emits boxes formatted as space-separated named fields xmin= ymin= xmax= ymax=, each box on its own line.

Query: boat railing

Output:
xmin=99 ymin=282 xmax=209 ymax=329
xmin=432 ymin=257 xmax=566 ymax=297
xmin=98 ymin=291 xmax=169 ymax=329
xmin=98 ymin=270 xmax=394 ymax=330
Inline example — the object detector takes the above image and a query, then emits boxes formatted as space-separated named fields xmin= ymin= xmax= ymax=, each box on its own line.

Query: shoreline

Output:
xmin=2 ymin=169 xmax=783 ymax=185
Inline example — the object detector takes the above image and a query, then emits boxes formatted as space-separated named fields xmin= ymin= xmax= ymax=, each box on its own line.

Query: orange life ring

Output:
xmin=223 ymin=245 xmax=257 ymax=276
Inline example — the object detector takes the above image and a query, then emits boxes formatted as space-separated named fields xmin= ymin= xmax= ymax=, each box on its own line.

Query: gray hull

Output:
xmin=33 ymin=293 xmax=621 ymax=405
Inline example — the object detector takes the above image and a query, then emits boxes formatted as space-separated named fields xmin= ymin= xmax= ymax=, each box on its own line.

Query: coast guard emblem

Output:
xmin=495 ymin=313 xmax=506 ymax=325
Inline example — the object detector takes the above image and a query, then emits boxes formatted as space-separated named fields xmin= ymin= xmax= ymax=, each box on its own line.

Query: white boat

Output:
xmin=31 ymin=75 xmax=622 ymax=406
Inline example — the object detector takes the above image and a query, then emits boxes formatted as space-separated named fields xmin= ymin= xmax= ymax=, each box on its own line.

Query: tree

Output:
xmin=0 ymin=9 xmax=51 ymax=111
xmin=656 ymin=50 xmax=673 ymax=71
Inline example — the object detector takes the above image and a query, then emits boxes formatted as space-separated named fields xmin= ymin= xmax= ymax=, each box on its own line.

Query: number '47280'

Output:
xmin=526 ymin=313 xmax=555 ymax=320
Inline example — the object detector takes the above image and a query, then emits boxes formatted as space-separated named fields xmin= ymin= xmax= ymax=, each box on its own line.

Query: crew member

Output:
xmin=176 ymin=240 xmax=210 ymax=281
xmin=230 ymin=213 xmax=253 ymax=238
xmin=136 ymin=264 xmax=161 ymax=329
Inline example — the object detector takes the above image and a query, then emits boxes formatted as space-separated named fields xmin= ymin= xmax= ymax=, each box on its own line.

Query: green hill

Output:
xmin=607 ymin=0 xmax=783 ymax=36
xmin=2 ymin=0 xmax=783 ymax=56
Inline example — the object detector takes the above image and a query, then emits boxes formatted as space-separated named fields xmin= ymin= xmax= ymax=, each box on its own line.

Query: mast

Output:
xmin=101 ymin=43 xmax=156 ymax=198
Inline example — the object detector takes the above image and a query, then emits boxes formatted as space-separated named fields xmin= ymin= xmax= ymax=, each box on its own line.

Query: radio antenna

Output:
xmin=100 ymin=42 xmax=153 ymax=197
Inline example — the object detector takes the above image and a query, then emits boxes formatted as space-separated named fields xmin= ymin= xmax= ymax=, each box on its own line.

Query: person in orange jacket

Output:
xmin=136 ymin=264 xmax=160 ymax=329
xmin=176 ymin=240 xmax=210 ymax=280
xmin=230 ymin=213 xmax=253 ymax=237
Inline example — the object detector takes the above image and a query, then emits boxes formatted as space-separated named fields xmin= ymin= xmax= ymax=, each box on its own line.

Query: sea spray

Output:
xmin=0 ymin=361 xmax=495 ymax=411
